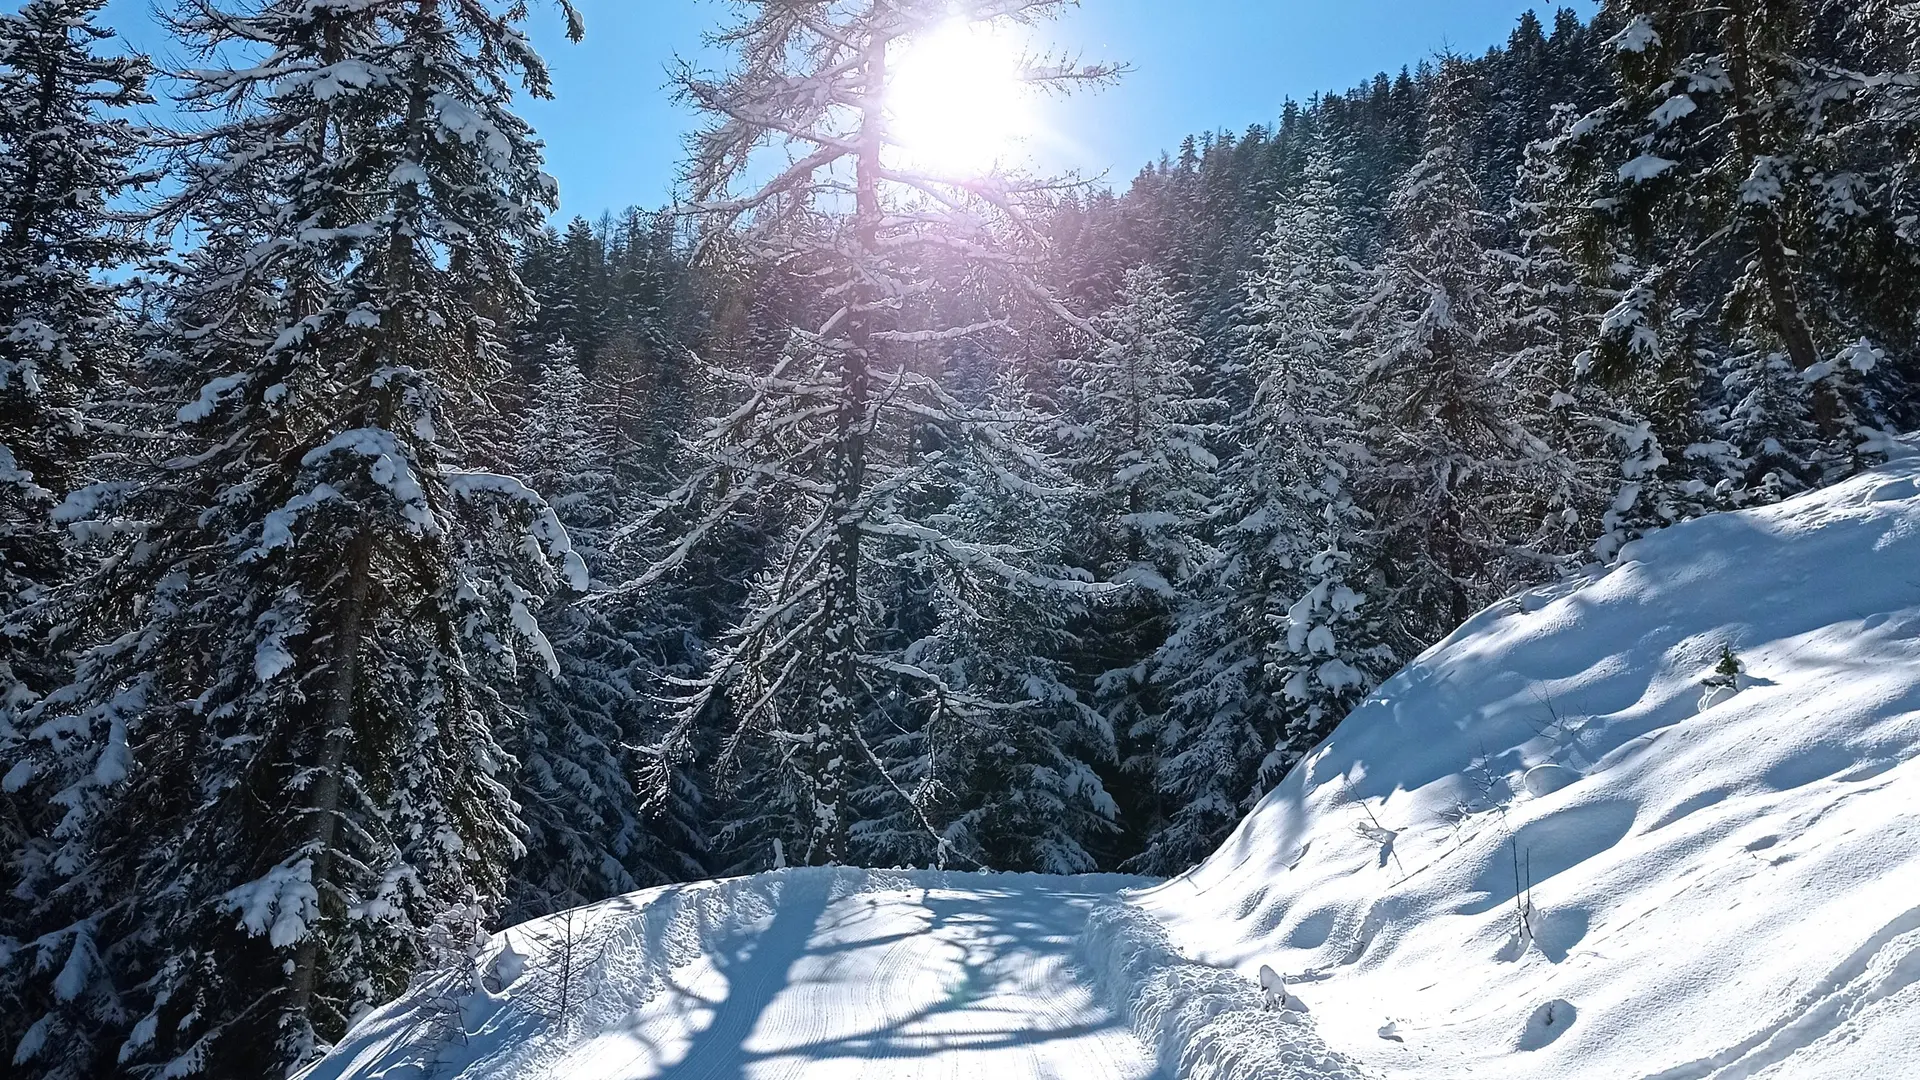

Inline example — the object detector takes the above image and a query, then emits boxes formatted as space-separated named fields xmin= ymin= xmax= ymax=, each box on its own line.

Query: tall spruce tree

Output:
xmin=502 ymin=342 xmax=706 ymax=922
xmin=555 ymin=215 xmax=610 ymax=368
xmin=1353 ymin=59 xmax=1554 ymax=650
xmin=0 ymin=0 xmax=151 ymax=795
xmin=1235 ymin=145 xmax=1391 ymax=781
xmin=1062 ymin=266 xmax=1219 ymax=836
xmin=1530 ymin=103 xmax=1729 ymax=551
xmin=1133 ymin=143 xmax=1385 ymax=874
xmin=1825 ymin=0 xmax=1920 ymax=436
xmin=845 ymin=373 xmax=1123 ymax=873
xmin=1 ymin=1 xmax=587 ymax=1075
xmin=1064 ymin=266 xmax=1219 ymax=596
xmin=1568 ymin=1 xmax=1891 ymax=494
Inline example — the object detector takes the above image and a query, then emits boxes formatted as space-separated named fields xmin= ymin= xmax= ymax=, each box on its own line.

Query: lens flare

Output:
xmin=887 ymin=20 xmax=1029 ymax=176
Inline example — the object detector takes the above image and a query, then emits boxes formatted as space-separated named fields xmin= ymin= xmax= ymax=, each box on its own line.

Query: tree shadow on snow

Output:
xmin=648 ymin=878 xmax=1147 ymax=1080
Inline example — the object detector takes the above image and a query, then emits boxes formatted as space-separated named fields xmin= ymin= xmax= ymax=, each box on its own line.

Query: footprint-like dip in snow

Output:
xmin=1518 ymin=999 xmax=1577 ymax=1051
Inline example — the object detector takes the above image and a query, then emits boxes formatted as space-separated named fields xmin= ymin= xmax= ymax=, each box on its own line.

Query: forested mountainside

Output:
xmin=5 ymin=1 xmax=1920 ymax=1075
xmin=501 ymin=3 xmax=1920 ymax=878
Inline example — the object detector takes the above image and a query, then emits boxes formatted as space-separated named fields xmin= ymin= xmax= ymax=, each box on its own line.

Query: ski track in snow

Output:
xmin=303 ymin=867 xmax=1170 ymax=1080
xmin=1638 ymin=896 xmax=1920 ymax=1080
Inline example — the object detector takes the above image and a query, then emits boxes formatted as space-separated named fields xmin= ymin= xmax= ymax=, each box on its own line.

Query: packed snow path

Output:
xmin=305 ymin=868 xmax=1166 ymax=1080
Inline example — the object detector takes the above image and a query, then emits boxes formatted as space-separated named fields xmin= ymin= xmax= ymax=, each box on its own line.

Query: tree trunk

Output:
xmin=286 ymin=534 xmax=373 ymax=1020
xmin=1723 ymin=9 xmax=1835 ymax=429
xmin=289 ymin=0 xmax=428 ymax=1028
xmin=809 ymin=16 xmax=891 ymax=866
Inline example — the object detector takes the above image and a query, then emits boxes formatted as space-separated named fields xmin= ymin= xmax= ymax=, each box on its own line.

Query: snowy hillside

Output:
xmin=302 ymin=453 xmax=1920 ymax=1080
xmin=1134 ymin=449 xmax=1920 ymax=1080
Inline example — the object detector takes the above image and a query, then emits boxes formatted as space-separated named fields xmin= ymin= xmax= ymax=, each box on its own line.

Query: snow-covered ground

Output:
xmin=1137 ymin=449 xmax=1920 ymax=1080
xmin=307 ymin=451 xmax=1920 ymax=1080
xmin=301 ymin=868 xmax=1162 ymax=1080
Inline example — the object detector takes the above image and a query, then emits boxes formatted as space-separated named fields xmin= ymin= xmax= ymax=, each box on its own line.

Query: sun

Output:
xmin=887 ymin=20 xmax=1030 ymax=176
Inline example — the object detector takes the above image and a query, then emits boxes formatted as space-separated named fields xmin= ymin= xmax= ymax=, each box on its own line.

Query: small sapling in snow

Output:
xmin=515 ymin=907 xmax=610 ymax=1035
xmin=410 ymin=904 xmax=494 ymax=1057
xmin=1511 ymin=841 xmax=1535 ymax=951
xmin=1705 ymin=645 xmax=1742 ymax=687
xmin=1699 ymin=645 xmax=1747 ymax=710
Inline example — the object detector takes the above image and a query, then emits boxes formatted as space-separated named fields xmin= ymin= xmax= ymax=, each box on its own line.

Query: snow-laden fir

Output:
xmin=304 ymin=442 xmax=1920 ymax=1079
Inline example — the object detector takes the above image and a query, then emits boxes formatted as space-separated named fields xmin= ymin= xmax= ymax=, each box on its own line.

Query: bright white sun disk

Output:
xmin=888 ymin=21 xmax=1028 ymax=175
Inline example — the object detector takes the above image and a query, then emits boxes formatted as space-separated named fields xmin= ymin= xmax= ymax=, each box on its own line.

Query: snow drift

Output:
xmin=1134 ymin=449 xmax=1920 ymax=1080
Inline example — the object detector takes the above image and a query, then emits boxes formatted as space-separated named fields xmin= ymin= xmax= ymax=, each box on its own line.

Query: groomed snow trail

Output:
xmin=304 ymin=868 xmax=1169 ymax=1080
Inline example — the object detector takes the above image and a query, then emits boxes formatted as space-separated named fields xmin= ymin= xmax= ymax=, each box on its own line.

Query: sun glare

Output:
xmin=887 ymin=20 xmax=1030 ymax=176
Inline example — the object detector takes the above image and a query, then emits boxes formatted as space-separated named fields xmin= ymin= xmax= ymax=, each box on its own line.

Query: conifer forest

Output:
xmin=4 ymin=1 xmax=1920 ymax=1076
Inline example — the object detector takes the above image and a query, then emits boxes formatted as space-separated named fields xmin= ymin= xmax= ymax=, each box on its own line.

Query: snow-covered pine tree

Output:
xmin=599 ymin=209 xmax=706 ymax=497
xmin=514 ymin=223 xmax=568 ymax=369
xmin=1504 ymin=103 xmax=1671 ymax=563
xmin=554 ymin=215 xmax=610 ymax=368
xmin=602 ymin=211 xmax=683 ymax=373
xmin=847 ymin=373 xmax=1122 ymax=873
xmin=1 ymin=2 xmax=587 ymax=1075
xmin=1575 ymin=1 xmax=1889 ymax=492
xmin=1528 ymin=86 xmax=1735 ymax=550
xmin=1064 ymin=265 xmax=1219 ymax=599
xmin=502 ymin=342 xmax=702 ymax=922
xmin=1132 ymin=142 xmax=1386 ymax=875
xmin=1059 ymin=264 xmax=1219 ymax=823
xmin=632 ymin=0 xmax=1120 ymax=870
xmin=0 ymin=0 xmax=151 ymax=788
xmin=1818 ymin=0 xmax=1920 ymax=437
xmin=1238 ymin=145 xmax=1395 ymax=782
xmin=1352 ymin=58 xmax=1556 ymax=651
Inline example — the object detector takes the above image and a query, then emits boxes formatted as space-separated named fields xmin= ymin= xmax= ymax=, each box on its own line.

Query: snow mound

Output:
xmin=1079 ymin=901 xmax=1367 ymax=1080
xmin=1135 ymin=452 xmax=1920 ymax=1080
xmin=301 ymin=867 xmax=1158 ymax=1080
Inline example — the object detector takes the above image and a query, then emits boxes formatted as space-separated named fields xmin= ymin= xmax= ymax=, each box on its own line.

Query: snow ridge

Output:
xmin=1130 ymin=450 xmax=1920 ymax=1080
xmin=1078 ymin=899 xmax=1367 ymax=1080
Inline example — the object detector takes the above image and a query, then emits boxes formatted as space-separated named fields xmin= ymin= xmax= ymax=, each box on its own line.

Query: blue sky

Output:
xmin=101 ymin=0 xmax=1598 ymax=220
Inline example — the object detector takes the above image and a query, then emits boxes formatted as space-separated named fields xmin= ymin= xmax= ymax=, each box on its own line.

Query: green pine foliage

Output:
xmin=0 ymin=0 xmax=152 ymax=797
xmin=3 ymin=1 xmax=590 ymax=1074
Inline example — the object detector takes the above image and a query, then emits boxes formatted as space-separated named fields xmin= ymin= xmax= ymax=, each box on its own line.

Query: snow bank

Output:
xmin=301 ymin=869 xmax=798 ymax=1080
xmin=1133 ymin=451 xmax=1920 ymax=1080
xmin=1078 ymin=900 xmax=1366 ymax=1080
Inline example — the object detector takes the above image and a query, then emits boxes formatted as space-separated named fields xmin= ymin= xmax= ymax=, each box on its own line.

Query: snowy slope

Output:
xmin=301 ymin=868 xmax=1162 ymax=1080
xmin=307 ymin=453 xmax=1920 ymax=1080
xmin=1134 ymin=451 xmax=1920 ymax=1080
